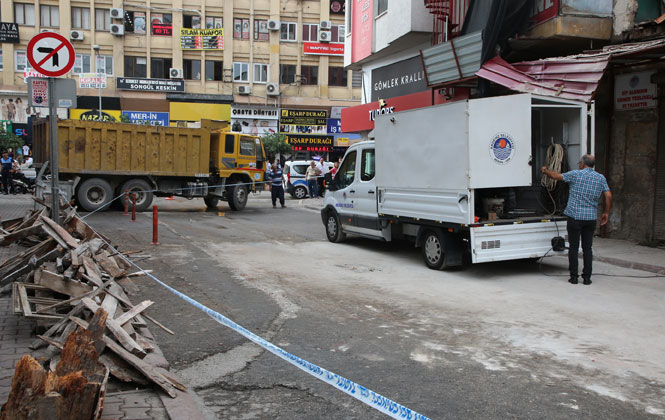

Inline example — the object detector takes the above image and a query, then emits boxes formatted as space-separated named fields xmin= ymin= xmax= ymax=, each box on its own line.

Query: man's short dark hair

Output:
xmin=581 ymin=155 xmax=595 ymax=168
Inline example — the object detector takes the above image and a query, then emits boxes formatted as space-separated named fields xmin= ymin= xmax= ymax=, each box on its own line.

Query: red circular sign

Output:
xmin=27 ymin=32 xmax=75 ymax=77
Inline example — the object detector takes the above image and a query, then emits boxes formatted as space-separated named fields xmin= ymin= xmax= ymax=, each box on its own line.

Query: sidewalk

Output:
xmin=301 ymin=196 xmax=665 ymax=275
xmin=0 ymin=194 xmax=201 ymax=420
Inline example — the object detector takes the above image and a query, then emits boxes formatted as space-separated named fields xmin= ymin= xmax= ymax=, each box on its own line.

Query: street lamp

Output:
xmin=93 ymin=45 xmax=102 ymax=120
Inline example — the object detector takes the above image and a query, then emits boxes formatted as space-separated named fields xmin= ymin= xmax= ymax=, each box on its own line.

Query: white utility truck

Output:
xmin=321 ymin=93 xmax=592 ymax=269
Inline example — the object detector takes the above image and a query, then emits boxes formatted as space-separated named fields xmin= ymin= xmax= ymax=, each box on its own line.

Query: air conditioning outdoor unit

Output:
xmin=70 ymin=30 xmax=84 ymax=41
xmin=238 ymin=85 xmax=251 ymax=95
xmin=110 ymin=24 xmax=124 ymax=35
xmin=320 ymin=20 xmax=332 ymax=30
xmin=266 ymin=82 xmax=279 ymax=96
xmin=169 ymin=68 xmax=183 ymax=78
xmin=110 ymin=8 xmax=124 ymax=19
xmin=267 ymin=20 xmax=280 ymax=31
xmin=318 ymin=31 xmax=331 ymax=42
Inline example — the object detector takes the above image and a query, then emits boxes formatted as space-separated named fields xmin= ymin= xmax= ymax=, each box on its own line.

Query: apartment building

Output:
xmin=0 ymin=0 xmax=361 ymax=154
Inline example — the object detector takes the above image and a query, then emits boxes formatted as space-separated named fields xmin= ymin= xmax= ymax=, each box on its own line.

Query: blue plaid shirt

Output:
xmin=561 ymin=168 xmax=610 ymax=221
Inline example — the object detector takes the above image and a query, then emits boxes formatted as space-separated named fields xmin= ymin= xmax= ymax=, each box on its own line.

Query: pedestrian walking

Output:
xmin=541 ymin=154 xmax=612 ymax=285
xmin=305 ymin=161 xmax=320 ymax=198
xmin=1 ymin=150 xmax=16 ymax=195
xmin=268 ymin=159 xmax=285 ymax=208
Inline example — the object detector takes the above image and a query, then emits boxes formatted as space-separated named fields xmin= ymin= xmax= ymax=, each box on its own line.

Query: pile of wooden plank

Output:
xmin=0 ymin=204 xmax=183 ymax=419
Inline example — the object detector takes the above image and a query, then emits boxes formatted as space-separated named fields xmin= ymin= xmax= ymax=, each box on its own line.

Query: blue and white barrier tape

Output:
xmin=75 ymin=206 xmax=432 ymax=419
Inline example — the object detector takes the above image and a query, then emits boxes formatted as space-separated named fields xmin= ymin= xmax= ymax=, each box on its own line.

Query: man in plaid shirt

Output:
xmin=541 ymin=155 xmax=612 ymax=285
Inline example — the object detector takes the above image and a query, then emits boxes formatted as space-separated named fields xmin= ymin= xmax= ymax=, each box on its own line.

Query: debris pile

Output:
xmin=0 ymin=203 xmax=182 ymax=419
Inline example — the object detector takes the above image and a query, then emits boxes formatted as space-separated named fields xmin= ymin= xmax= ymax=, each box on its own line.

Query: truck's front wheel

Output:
xmin=325 ymin=212 xmax=346 ymax=243
xmin=228 ymin=184 xmax=248 ymax=211
xmin=77 ymin=178 xmax=113 ymax=212
xmin=422 ymin=230 xmax=447 ymax=270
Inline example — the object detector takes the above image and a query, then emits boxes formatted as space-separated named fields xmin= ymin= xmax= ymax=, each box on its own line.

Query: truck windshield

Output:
xmin=239 ymin=137 xmax=255 ymax=156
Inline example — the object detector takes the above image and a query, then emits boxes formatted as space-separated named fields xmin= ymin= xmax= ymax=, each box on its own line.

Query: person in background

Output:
xmin=1 ymin=150 xmax=16 ymax=195
xmin=268 ymin=159 xmax=285 ymax=208
xmin=305 ymin=161 xmax=320 ymax=198
xmin=330 ymin=161 xmax=339 ymax=177
xmin=541 ymin=154 xmax=612 ymax=285
xmin=316 ymin=158 xmax=328 ymax=196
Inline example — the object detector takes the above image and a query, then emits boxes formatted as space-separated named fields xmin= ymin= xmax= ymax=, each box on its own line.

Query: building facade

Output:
xmin=0 ymin=0 xmax=361 ymax=157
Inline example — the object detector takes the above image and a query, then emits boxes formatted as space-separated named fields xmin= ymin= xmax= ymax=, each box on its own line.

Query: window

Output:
xmin=205 ymin=17 xmax=223 ymax=29
xmin=73 ymin=54 xmax=91 ymax=74
xmin=331 ymin=25 xmax=345 ymax=43
xmin=329 ymin=67 xmax=347 ymax=87
xmin=0 ymin=50 xmax=3 ymax=70
xmin=224 ymin=135 xmax=235 ymax=154
xmin=301 ymin=65 xmax=318 ymax=85
xmin=280 ymin=64 xmax=296 ymax=84
xmin=239 ymin=137 xmax=255 ymax=156
xmin=40 ymin=5 xmax=59 ymax=28
xmin=233 ymin=18 xmax=249 ymax=39
xmin=233 ymin=62 xmax=249 ymax=82
xmin=95 ymin=9 xmax=110 ymax=31
xmin=347 ymin=0 xmax=352 ymax=33
xmin=183 ymin=15 xmax=201 ymax=29
xmin=151 ymin=13 xmax=172 ymax=35
xmin=302 ymin=23 xmax=318 ymax=42
xmin=336 ymin=151 xmax=356 ymax=189
xmin=71 ymin=7 xmax=90 ymax=29
xmin=151 ymin=58 xmax=172 ymax=79
xmin=96 ymin=55 xmax=113 ymax=75
xmin=184 ymin=59 xmax=201 ymax=80
xmin=352 ymin=71 xmax=362 ymax=88
xmin=14 ymin=51 xmax=27 ymax=72
xmin=14 ymin=3 xmax=35 ymax=26
xmin=253 ymin=63 xmax=268 ymax=83
xmin=360 ymin=149 xmax=375 ymax=181
xmin=205 ymin=60 xmax=223 ymax=81
xmin=280 ymin=22 xmax=296 ymax=41
xmin=125 ymin=56 xmax=147 ymax=77
xmin=254 ymin=19 xmax=269 ymax=41
xmin=377 ymin=0 xmax=388 ymax=15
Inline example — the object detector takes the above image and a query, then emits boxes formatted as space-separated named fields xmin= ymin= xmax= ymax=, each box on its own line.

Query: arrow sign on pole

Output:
xmin=27 ymin=32 xmax=75 ymax=77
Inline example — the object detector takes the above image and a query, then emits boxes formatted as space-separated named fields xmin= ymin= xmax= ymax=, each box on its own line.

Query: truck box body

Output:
xmin=34 ymin=119 xmax=210 ymax=178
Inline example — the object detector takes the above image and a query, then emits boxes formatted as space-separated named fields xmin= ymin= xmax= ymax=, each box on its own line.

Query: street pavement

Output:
xmin=0 ymin=194 xmax=665 ymax=419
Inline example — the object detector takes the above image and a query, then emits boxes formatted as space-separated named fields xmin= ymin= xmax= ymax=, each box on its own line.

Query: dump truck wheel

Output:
xmin=120 ymin=179 xmax=153 ymax=212
xmin=422 ymin=230 xmax=447 ymax=270
xmin=77 ymin=178 xmax=113 ymax=212
xmin=204 ymin=196 xmax=219 ymax=209
xmin=228 ymin=184 xmax=248 ymax=211
xmin=325 ymin=211 xmax=346 ymax=243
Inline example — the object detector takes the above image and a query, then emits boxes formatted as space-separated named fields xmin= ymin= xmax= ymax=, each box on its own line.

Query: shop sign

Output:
xmin=330 ymin=0 xmax=346 ymax=15
xmin=180 ymin=28 xmax=224 ymax=50
xmin=304 ymin=42 xmax=344 ymax=56
xmin=280 ymin=109 xmax=328 ymax=135
xmin=615 ymin=71 xmax=657 ymax=110
xmin=0 ymin=120 xmax=12 ymax=134
xmin=330 ymin=106 xmax=344 ymax=119
xmin=351 ymin=0 xmax=373 ymax=63
xmin=121 ymin=111 xmax=170 ymax=126
xmin=116 ymin=77 xmax=184 ymax=92
xmin=327 ymin=119 xmax=342 ymax=134
xmin=529 ymin=0 xmax=558 ymax=27
xmin=152 ymin=24 xmax=172 ymax=36
xmin=0 ymin=22 xmax=19 ymax=43
xmin=70 ymin=109 xmax=122 ymax=121
xmin=287 ymin=135 xmax=334 ymax=152
xmin=231 ymin=107 xmax=279 ymax=119
xmin=371 ymin=56 xmax=426 ymax=101
xmin=23 ymin=68 xmax=47 ymax=83
xmin=78 ymin=73 xmax=107 ymax=89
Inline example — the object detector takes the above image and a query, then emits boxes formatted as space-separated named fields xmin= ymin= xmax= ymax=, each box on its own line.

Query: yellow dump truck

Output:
xmin=33 ymin=119 xmax=266 ymax=212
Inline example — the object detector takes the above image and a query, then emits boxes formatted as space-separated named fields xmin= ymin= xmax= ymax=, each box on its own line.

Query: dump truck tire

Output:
xmin=77 ymin=178 xmax=113 ymax=212
xmin=120 ymin=179 xmax=153 ymax=212
xmin=228 ymin=184 xmax=248 ymax=211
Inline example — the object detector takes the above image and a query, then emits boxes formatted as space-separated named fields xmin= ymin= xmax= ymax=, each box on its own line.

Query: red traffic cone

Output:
xmin=165 ymin=196 xmax=175 ymax=200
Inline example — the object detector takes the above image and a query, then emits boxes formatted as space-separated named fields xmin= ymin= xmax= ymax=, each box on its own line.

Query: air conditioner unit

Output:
xmin=318 ymin=30 xmax=331 ymax=42
xmin=320 ymin=20 xmax=332 ymax=30
xmin=169 ymin=68 xmax=183 ymax=79
xmin=267 ymin=20 xmax=280 ymax=31
xmin=110 ymin=8 xmax=124 ymax=19
xmin=110 ymin=24 xmax=124 ymax=36
xmin=238 ymin=85 xmax=251 ymax=95
xmin=266 ymin=82 xmax=279 ymax=96
xmin=70 ymin=30 xmax=84 ymax=41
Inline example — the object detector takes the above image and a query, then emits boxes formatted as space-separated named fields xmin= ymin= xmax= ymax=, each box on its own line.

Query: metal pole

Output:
xmin=48 ymin=77 xmax=60 ymax=225
xmin=151 ymin=205 xmax=159 ymax=245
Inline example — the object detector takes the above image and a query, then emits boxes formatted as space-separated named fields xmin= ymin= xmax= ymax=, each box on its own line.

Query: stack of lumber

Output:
xmin=0 ymin=205 xmax=183 ymax=419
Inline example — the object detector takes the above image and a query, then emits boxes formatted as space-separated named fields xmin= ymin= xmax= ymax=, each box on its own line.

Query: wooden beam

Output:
xmin=40 ymin=215 xmax=79 ymax=249
xmin=36 ymin=269 xmax=94 ymax=297
xmin=81 ymin=298 xmax=145 ymax=357
xmin=114 ymin=301 xmax=154 ymax=326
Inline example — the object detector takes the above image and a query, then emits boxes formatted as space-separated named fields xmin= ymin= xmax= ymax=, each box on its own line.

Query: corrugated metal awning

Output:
xmin=421 ymin=31 xmax=483 ymax=87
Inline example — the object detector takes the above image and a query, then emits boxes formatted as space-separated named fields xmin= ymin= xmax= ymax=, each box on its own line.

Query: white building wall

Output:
xmin=375 ymin=1 xmax=430 ymax=52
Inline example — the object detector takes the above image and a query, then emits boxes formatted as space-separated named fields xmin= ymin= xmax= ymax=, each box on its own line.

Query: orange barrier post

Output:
xmin=123 ymin=190 xmax=129 ymax=215
xmin=131 ymin=193 xmax=137 ymax=222
xmin=151 ymin=206 xmax=159 ymax=245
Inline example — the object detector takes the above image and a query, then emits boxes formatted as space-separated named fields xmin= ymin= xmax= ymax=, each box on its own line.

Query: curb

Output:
xmin=593 ymin=255 xmax=665 ymax=275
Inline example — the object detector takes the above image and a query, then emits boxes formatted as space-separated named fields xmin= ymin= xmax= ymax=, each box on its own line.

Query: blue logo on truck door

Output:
xmin=489 ymin=133 xmax=515 ymax=164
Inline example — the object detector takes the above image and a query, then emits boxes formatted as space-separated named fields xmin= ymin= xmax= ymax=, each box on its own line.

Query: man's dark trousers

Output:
xmin=271 ymin=185 xmax=285 ymax=206
xmin=567 ymin=217 xmax=596 ymax=280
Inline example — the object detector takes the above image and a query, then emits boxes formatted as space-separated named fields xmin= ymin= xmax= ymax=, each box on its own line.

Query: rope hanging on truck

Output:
xmin=541 ymin=144 xmax=564 ymax=192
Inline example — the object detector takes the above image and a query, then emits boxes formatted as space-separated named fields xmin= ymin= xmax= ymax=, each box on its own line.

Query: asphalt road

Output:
xmin=85 ymin=193 xmax=665 ymax=420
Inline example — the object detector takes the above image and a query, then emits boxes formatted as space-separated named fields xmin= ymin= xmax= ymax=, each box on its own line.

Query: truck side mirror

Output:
xmin=324 ymin=173 xmax=338 ymax=191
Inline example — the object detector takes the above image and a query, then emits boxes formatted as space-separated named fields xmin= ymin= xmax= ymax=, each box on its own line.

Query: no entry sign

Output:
xmin=27 ymin=32 xmax=75 ymax=77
